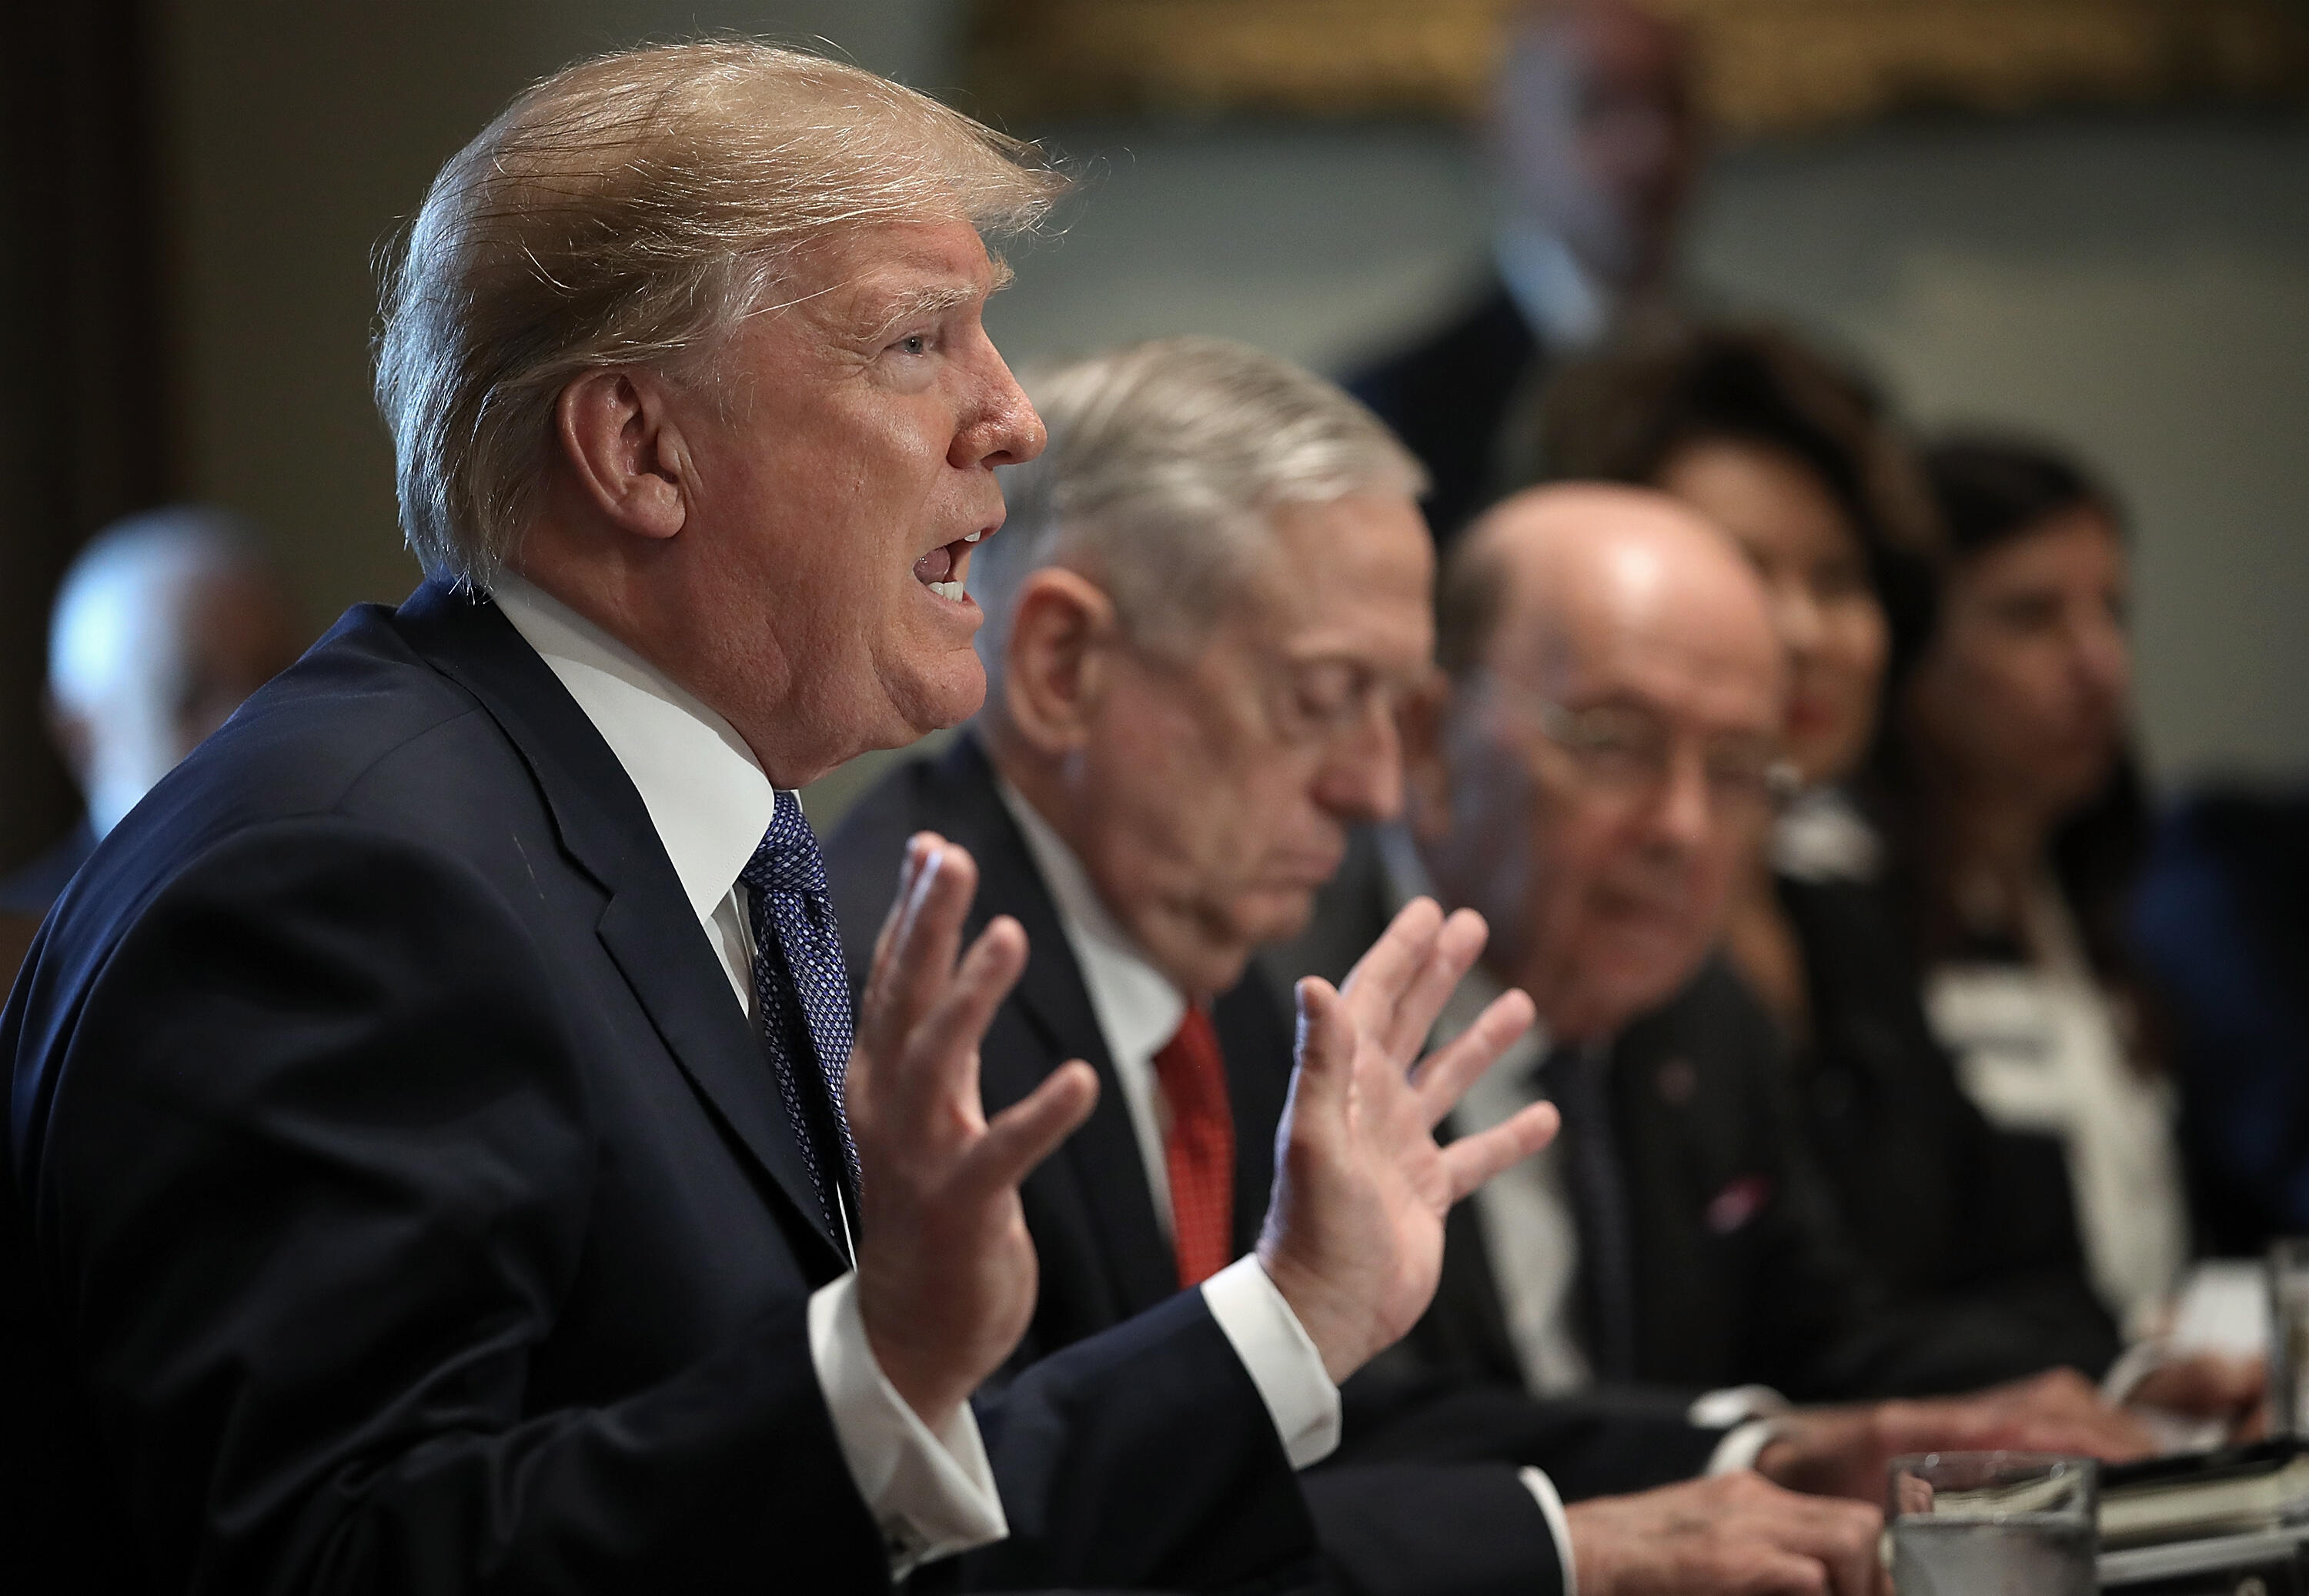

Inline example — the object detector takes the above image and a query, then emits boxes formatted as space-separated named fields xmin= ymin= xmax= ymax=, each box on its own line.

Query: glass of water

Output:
xmin=1887 ymin=1451 xmax=2098 ymax=1596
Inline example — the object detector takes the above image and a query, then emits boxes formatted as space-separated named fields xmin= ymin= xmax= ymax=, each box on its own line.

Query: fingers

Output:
xmin=1438 ymin=1100 xmax=1560 ymax=1201
xmin=957 ymin=1060 xmax=1101 ymax=1199
xmin=1411 ymin=986 xmax=1537 ymax=1127
xmin=1288 ymin=977 xmax=1358 ymax=1129
xmin=860 ymin=839 xmax=980 ymax=1055
xmin=1337 ymin=896 xmax=1443 ymax=1021
xmin=887 ymin=913 xmax=1030 ymax=1128
xmin=1374 ymin=906 xmax=1488 ymax=1063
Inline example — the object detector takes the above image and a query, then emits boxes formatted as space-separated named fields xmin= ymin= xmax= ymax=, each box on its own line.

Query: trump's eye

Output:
xmin=891 ymin=332 xmax=930 ymax=358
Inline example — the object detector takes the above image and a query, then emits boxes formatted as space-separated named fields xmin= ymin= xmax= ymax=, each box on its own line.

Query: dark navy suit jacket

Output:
xmin=2 ymin=583 xmax=1312 ymax=1595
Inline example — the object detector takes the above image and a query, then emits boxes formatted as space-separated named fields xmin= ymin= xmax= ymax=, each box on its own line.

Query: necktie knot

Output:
xmin=741 ymin=791 xmax=829 ymax=900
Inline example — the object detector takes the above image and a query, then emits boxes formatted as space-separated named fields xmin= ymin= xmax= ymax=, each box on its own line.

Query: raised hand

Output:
xmin=846 ymin=833 xmax=1100 ymax=1429
xmin=1257 ymin=896 xmax=1558 ymax=1382
xmin=1567 ymin=1474 xmax=1886 ymax=1596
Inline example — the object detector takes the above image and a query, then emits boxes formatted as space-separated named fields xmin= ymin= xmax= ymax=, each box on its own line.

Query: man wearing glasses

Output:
xmin=1293 ymin=481 xmax=2154 ymax=1434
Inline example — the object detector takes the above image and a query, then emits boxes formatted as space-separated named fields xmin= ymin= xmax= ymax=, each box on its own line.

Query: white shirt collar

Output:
xmin=993 ymin=774 xmax=1187 ymax=1067
xmin=490 ymin=573 xmax=779 ymax=922
xmin=1493 ymin=215 xmax=1616 ymax=353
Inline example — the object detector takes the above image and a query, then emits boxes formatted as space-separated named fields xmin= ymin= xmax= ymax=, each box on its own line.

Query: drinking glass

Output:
xmin=1887 ymin=1451 xmax=2099 ymax=1596
xmin=2267 ymin=1237 xmax=2309 ymax=1437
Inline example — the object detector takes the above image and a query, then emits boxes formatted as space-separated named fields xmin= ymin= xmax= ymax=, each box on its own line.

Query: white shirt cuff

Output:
xmin=1689 ymin=1384 xmax=1793 ymax=1477
xmin=1518 ymin=1466 xmax=1579 ymax=1596
xmin=807 ymin=1273 xmax=1008 ymax=1577
xmin=1200 ymin=1254 xmax=1343 ymax=1469
xmin=1706 ymin=1418 xmax=1784 ymax=1477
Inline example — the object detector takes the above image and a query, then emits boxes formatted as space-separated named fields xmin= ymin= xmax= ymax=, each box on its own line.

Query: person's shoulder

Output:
xmin=1344 ymin=280 xmax=1532 ymax=412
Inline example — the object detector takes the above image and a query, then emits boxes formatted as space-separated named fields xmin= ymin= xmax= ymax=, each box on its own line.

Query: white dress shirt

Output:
xmin=490 ymin=576 xmax=1002 ymax=1574
xmin=994 ymin=776 xmax=1342 ymax=1467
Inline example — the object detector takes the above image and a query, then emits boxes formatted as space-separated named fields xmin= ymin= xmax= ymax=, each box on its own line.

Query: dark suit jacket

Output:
xmin=826 ymin=737 xmax=1725 ymax=1596
xmin=1780 ymin=874 xmax=2118 ymax=1377
xmin=2 ymin=583 xmax=1314 ymax=1596
xmin=1279 ymin=826 xmax=2110 ymax=1404
xmin=1345 ymin=284 xmax=1542 ymax=546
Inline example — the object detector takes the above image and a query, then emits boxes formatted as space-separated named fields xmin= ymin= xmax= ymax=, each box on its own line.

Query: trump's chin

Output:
xmin=883 ymin=649 xmax=989 ymax=743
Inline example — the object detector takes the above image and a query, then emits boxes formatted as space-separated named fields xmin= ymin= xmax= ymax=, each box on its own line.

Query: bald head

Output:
xmin=1414 ymin=483 xmax=1785 ymax=1040
xmin=47 ymin=508 xmax=304 ymax=836
xmin=1445 ymin=482 xmax=1782 ymax=702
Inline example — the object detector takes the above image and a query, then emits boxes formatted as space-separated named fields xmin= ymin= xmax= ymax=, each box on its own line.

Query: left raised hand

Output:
xmin=1256 ymin=896 xmax=1558 ymax=1383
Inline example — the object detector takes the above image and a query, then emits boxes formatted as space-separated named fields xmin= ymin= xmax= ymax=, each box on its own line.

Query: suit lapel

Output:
xmin=390 ymin=581 xmax=844 ymax=1270
xmin=935 ymin=738 xmax=1182 ymax=1314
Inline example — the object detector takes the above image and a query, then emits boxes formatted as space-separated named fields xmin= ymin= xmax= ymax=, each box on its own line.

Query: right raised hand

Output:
xmin=1566 ymin=1474 xmax=1885 ymax=1596
xmin=846 ymin=833 xmax=1101 ymax=1431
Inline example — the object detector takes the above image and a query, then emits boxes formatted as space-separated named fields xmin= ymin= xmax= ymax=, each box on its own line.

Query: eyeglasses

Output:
xmin=1506 ymin=693 xmax=1801 ymax=816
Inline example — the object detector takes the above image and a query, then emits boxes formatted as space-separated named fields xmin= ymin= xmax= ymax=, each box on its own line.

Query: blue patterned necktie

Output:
xmin=739 ymin=790 xmax=862 ymax=1254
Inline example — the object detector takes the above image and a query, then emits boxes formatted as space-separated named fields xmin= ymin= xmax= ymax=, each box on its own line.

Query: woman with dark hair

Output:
xmin=1894 ymin=437 xmax=2184 ymax=1341
xmin=1536 ymin=324 xmax=2124 ymax=1376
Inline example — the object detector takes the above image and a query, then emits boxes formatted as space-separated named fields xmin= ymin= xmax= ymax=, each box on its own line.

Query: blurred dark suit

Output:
xmin=2134 ymin=787 xmax=2309 ymax=1254
xmin=1345 ymin=284 xmax=1540 ymax=547
xmin=826 ymin=736 xmax=1725 ymax=1596
xmin=1779 ymin=873 xmax=2118 ymax=1376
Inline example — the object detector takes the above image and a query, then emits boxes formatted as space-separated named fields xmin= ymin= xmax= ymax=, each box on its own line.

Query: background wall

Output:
xmin=152 ymin=0 xmax=2307 ymax=830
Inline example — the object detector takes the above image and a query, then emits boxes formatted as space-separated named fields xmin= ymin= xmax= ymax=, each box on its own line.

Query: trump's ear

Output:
xmin=1398 ymin=675 xmax=1456 ymax=846
xmin=552 ymin=369 xmax=689 ymax=542
xmin=1001 ymin=568 xmax=1118 ymax=755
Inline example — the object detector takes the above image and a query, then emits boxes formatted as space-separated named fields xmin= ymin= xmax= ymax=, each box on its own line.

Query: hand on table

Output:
xmin=1258 ymin=896 xmax=1559 ymax=1384
xmin=2128 ymin=1351 xmax=2266 ymax=1444
xmin=1758 ymin=1368 xmax=2157 ymax=1503
xmin=847 ymin=834 xmax=1101 ymax=1431
xmin=1566 ymin=1473 xmax=1886 ymax=1596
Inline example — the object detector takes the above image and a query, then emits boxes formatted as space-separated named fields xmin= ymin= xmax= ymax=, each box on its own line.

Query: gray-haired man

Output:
xmin=828 ymin=338 xmax=1899 ymax=1596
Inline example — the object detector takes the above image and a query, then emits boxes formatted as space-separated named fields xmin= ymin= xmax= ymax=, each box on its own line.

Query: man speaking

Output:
xmin=1 ymin=42 xmax=1553 ymax=1594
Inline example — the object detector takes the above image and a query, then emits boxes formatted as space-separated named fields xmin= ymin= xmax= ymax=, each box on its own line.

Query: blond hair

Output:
xmin=375 ymin=40 xmax=1064 ymax=586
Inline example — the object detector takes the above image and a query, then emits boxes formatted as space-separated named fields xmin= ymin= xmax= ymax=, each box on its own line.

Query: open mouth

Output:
xmin=914 ymin=526 xmax=991 ymax=604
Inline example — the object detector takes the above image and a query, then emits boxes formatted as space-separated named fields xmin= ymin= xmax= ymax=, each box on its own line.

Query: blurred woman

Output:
xmin=1539 ymin=325 xmax=2121 ymax=1374
xmin=1893 ymin=439 xmax=2184 ymax=1341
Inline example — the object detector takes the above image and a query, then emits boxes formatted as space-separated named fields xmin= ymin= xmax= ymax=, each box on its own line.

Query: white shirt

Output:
xmin=994 ymin=776 xmax=1342 ymax=1467
xmin=1493 ymin=215 xmax=1617 ymax=355
xmin=1926 ymin=876 xmax=2189 ymax=1341
xmin=491 ymin=576 xmax=1000 ymax=1574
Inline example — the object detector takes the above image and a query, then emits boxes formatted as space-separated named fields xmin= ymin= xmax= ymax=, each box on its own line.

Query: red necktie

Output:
xmin=1151 ymin=1005 xmax=1235 ymax=1289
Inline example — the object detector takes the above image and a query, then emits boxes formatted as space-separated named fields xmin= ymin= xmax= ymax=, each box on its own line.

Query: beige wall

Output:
xmin=158 ymin=2 xmax=2308 ymax=816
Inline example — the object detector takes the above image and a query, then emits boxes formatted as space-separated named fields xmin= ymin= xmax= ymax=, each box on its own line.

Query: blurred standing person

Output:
xmin=1348 ymin=0 xmax=1700 ymax=544
xmin=1891 ymin=438 xmax=2186 ymax=1341
xmin=1533 ymin=326 xmax=2120 ymax=1377
xmin=0 ymin=506 xmax=304 ymax=920
xmin=2134 ymin=784 xmax=2309 ymax=1254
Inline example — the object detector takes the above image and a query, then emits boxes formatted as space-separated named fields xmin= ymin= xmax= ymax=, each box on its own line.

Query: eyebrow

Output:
xmin=854 ymin=260 xmax=1014 ymax=343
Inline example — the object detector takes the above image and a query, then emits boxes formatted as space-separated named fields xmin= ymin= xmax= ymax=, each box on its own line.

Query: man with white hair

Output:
xmin=2 ymin=44 xmax=1553 ymax=1594
xmin=835 ymin=342 xmax=2092 ymax=1596
xmin=0 ymin=506 xmax=301 ymax=921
